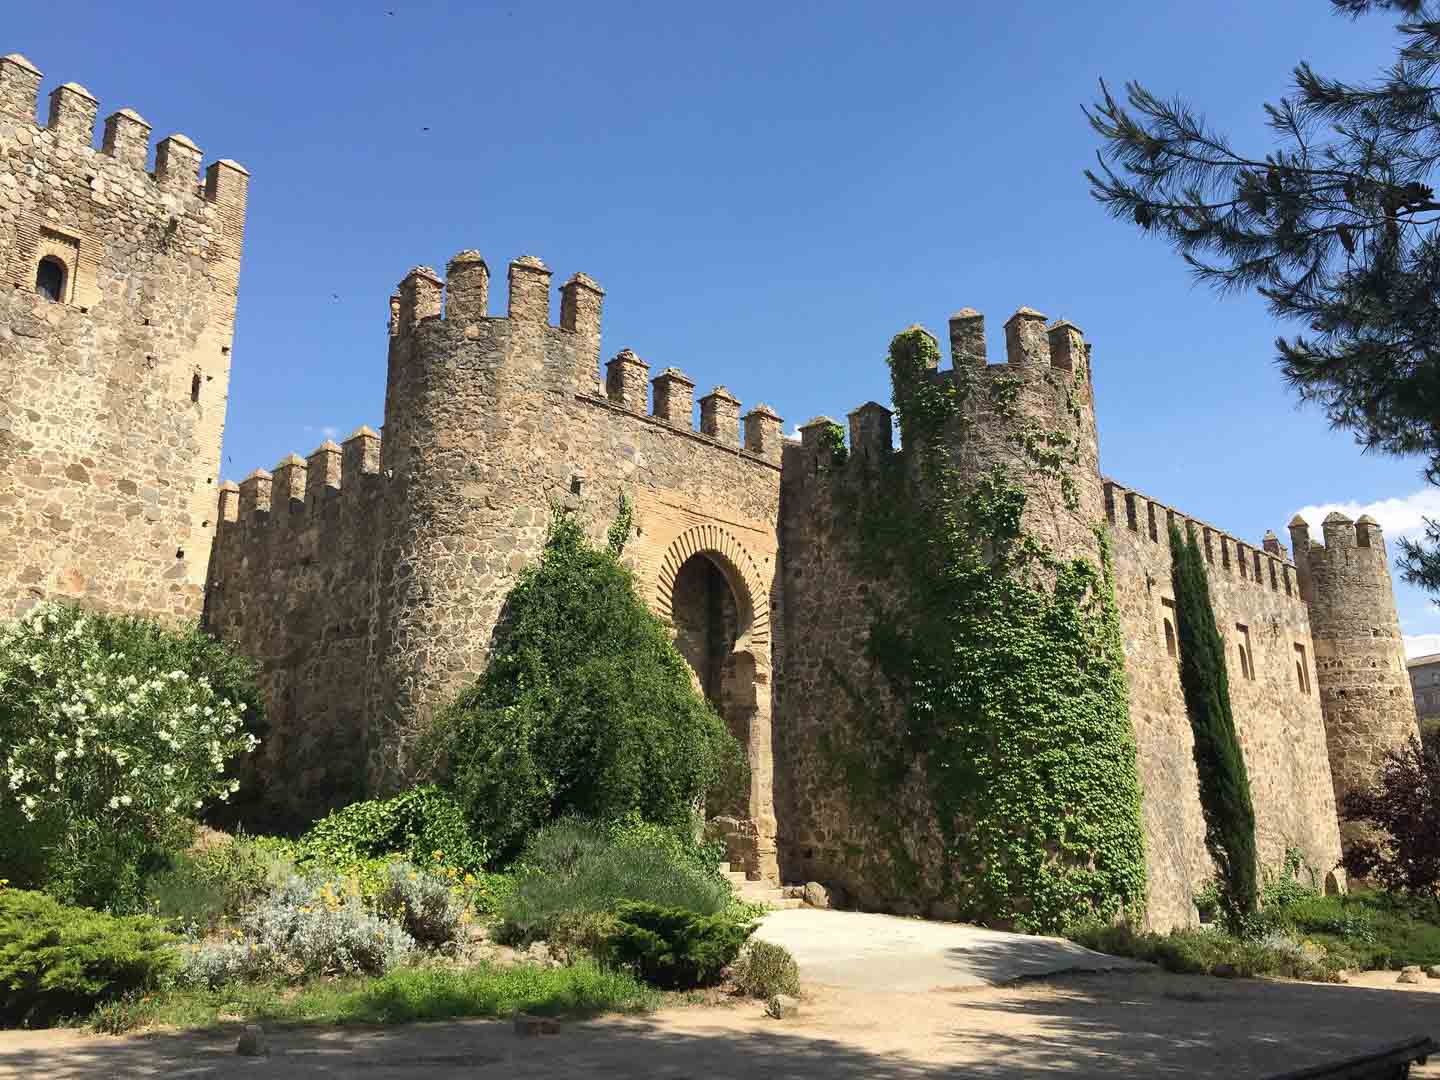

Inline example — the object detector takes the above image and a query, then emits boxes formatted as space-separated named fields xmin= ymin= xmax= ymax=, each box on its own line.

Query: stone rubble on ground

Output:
xmin=235 ymin=1024 xmax=268 ymax=1056
xmin=766 ymin=994 xmax=800 ymax=1019
xmin=1397 ymin=965 xmax=1426 ymax=984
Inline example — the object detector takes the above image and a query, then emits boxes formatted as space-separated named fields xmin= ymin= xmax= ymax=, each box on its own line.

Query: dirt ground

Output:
xmin=3 ymin=968 xmax=1438 ymax=1079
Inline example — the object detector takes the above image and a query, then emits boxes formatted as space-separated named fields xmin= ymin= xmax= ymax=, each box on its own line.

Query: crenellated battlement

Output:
xmin=217 ymin=427 xmax=385 ymax=532
xmin=0 ymin=53 xmax=248 ymax=204
xmin=381 ymin=248 xmax=782 ymax=460
xmin=1103 ymin=478 xmax=1303 ymax=601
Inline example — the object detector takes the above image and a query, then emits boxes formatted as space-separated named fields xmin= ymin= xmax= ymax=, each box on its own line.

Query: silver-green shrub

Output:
xmin=376 ymin=862 xmax=469 ymax=950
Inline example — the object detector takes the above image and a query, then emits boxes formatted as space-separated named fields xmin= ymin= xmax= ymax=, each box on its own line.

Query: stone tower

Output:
xmin=0 ymin=52 xmax=247 ymax=622
xmin=369 ymin=253 xmax=606 ymax=791
xmin=1289 ymin=511 xmax=1420 ymax=849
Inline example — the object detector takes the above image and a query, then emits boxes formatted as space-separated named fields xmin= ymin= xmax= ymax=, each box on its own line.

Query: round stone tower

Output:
xmin=1288 ymin=511 xmax=1420 ymax=850
xmin=940 ymin=306 xmax=1105 ymax=566
xmin=369 ymin=252 xmax=603 ymax=792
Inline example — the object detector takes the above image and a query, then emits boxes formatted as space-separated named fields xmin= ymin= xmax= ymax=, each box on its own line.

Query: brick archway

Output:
xmin=655 ymin=524 xmax=771 ymax=660
xmin=654 ymin=523 xmax=777 ymax=881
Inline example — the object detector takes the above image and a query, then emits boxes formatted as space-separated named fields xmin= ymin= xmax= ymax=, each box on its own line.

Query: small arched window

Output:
xmin=35 ymin=257 xmax=67 ymax=303
xmin=1164 ymin=619 xmax=1177 ymax=659
xmin=1238 ymin=644 xmax=1250 ymax=681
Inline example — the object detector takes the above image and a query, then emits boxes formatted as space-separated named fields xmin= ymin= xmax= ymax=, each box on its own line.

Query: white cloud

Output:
xmin=1405 ymin=633 xmax=1440 ymax=659
xmin=302 ymin=424 xmax=342 ymax=441
xmin=1291 ymin=488 xmax=1440 ymax=542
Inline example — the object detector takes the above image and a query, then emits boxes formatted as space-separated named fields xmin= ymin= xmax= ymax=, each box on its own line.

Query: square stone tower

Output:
xmin=0 ymin=52 xmax=247 ymax=621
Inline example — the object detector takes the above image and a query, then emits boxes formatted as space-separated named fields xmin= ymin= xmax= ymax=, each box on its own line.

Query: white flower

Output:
xmin=118 ymin=794 xmax=132 ymax=807
xmin=107 ymin=796 xmax=120 ymax=810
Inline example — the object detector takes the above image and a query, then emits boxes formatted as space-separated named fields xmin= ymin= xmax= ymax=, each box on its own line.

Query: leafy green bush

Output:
xmin=546 ymin=911 xmax=619 ymax=965
xmin=432 ymin=513 xmax=742 ymax=860
xmin=609 ymin=902 xmax=755 ymax=989
xmin=0 ymin=888 xmax=180 ymax=1027
xmin=295 ymin=786 xmax=489 ymax=876
xmin=0 ymin=603 xmax=263 ymax=911
xmin=731 ymin=939 xmax=800 ymax=998
xmin=500 ymin=818 xmax=731 ymax=939
xmin=1068 ymin=918 xmax=1343 ymax=982
xmin=376 ymin=862 xmax=469 ymax=950
xmin=143 ymin=834 xmax=291 ymax=932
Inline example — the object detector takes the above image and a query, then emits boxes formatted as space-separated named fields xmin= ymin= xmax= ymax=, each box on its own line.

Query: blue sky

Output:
xmin=11 ymin=1 xmax=1440 ymax=650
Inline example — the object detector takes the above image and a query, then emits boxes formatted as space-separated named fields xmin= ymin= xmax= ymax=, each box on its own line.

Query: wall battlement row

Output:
xmin=945 ymin=306 xmax=1090 ymax=375
xmin=0 ymin=53 xmax=246 ymax=198
xmin=386 ymin=249 xmax=785 ymax=459
xmin=219 ymin=427 xmax=382 ymax=526
xmin=1103 ymin=478 xmax=1304 ymax=601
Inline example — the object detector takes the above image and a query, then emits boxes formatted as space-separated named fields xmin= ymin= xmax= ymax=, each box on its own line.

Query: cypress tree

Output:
xmin=1169 ymin=524 xmax=1258 ymax=920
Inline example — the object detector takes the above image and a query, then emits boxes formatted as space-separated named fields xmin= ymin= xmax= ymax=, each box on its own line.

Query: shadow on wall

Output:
xmin=6 ymin=972 xmax=1440 ymax=1078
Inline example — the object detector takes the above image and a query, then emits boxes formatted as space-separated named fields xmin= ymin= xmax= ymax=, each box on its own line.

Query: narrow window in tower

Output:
xmin=1294 ymin=643 xmax=1310 ymax=693
xmin=1161 ymin=598 xmax=1178 ymax=660
xmin=1238 ymin=547 xmax=1248 ymax=580
xmin=191 ymin=372 xmax=202 ymax=403
xmin=1221 ymin=538 xmax=1231 ymax=571
xmin=1236 ymin=623 xmax=1254 ymax=680
xmin=35 ymin=257 xmax=67 ymax=303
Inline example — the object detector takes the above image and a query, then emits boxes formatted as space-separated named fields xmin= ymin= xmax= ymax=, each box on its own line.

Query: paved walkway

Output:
xmin=752 ymin=908 xmax=1146 ymax=990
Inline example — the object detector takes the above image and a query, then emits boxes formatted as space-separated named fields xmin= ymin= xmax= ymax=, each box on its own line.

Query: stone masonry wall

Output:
xmin=1104 ymin=480 xmax=1343 ymax=929
xmin=777 ymin=310 xmax=1344 ymax=931
xmin=208 ymin=253 xmax=783 ymax=843
xmin=203 ymin=430 xmax=385 ymax=828
xmin=0 ymin=51 xmax=246 ymax=624
xmin=1290 ymin=513 xmax=1420 ymax=851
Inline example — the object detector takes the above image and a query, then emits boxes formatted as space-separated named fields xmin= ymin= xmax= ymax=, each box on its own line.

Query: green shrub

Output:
xmin=546 ymin=911 xmax=619 ymax=965
xmin=500 ymin=819 xmax=731 ymax=938
xmin=1068 ymin=918 xmax=1342 ymax=982
xmin=1169 ymin=525 xmax=1258 ymax=923
xmin=176 ymin=874 xmax=415 ymax=988
xmin=376 ymin=862 xmax=469 ymax=950
xmin=609 ymin=902 xmax=755 ymax=989
xmin=143 ymin=834 xmax=291 ymax=932
xmin=431 ymin=512 xmax=743 ymax=860
xmin=731 ymin=939 xmax=800 ymax=998
xmin=296 ymin=786 xmax=489 ymax=876
xmin=0 ymin=603 xmax=263 ymax=912
xmin=0 ymin=888 xmax=180 ymax=1027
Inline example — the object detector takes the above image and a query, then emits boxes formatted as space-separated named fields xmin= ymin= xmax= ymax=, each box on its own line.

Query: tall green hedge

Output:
xmin=432 ymin=511 xmax=743 ymax=862
xmin=1168 ymin=524 xmax=1257 ymax=920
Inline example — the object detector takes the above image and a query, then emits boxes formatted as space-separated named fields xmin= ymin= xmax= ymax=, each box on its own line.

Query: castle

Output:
xmin=0 ymin=53 xmax=1421 ymax=930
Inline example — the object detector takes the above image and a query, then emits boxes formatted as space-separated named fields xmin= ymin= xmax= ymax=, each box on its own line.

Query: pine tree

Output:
xmin=1169 ymin=525 xmax=1258 ymax=920
xmin=1087 ymin=0 xmax=1440 ymax=598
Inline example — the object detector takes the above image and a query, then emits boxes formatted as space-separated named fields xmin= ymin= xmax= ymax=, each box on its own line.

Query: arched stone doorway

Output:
xmin=656 ymin=526 xmax=777 ymax=882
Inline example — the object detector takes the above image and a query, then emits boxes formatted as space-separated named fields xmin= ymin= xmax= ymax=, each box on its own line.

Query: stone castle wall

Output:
xmin=0 ymin=52 xmax=246 ymax=623
xmin=1290 ymin=513 xmax=1420 ymax=850
xmin=1103 ymin=481 xmax=1343 ymax=928
xmin=774 ymin=310 xmax=1347 ymax=929
xmin=208 ymin=254 xmax=784 ymax=850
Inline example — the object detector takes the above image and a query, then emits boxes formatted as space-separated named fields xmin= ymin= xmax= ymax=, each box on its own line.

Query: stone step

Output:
xmin=720 ymin=861 xmax=803 ymax=910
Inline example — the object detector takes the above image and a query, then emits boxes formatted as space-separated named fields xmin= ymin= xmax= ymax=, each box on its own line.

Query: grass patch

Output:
xmin=1071 ymin=889 xmax=1440 ymax=981
xmin=1070 ymin=920 xmax=1345 ymax=982
xmin=89 ymin=959 xmax=660 ymax=1034
xmin=1275 ymin=891 xmax=1440 ymax=970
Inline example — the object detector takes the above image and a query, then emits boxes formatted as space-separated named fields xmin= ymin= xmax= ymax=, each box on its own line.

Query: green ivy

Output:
xmin=822 ymin=327 xmax=1147 ymax=932
xmin=1168 ymin=524 xmax=1257 ymax=923
xmin=818 ymin=421 xmax=849 ymax=467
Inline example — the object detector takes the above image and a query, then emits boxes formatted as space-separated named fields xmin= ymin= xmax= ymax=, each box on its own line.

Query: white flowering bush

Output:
xmin=0 ymin=602 xmax=263 ymax=911
xmin=176 ymin=874 xmax=416 ymax=986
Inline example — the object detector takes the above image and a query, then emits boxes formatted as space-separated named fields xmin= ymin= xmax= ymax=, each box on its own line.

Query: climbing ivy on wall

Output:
xmin=825 ymin=327 xmax=1147 ymax=932
xmin=1168 ymin=524 xmax=1257 ymax=922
